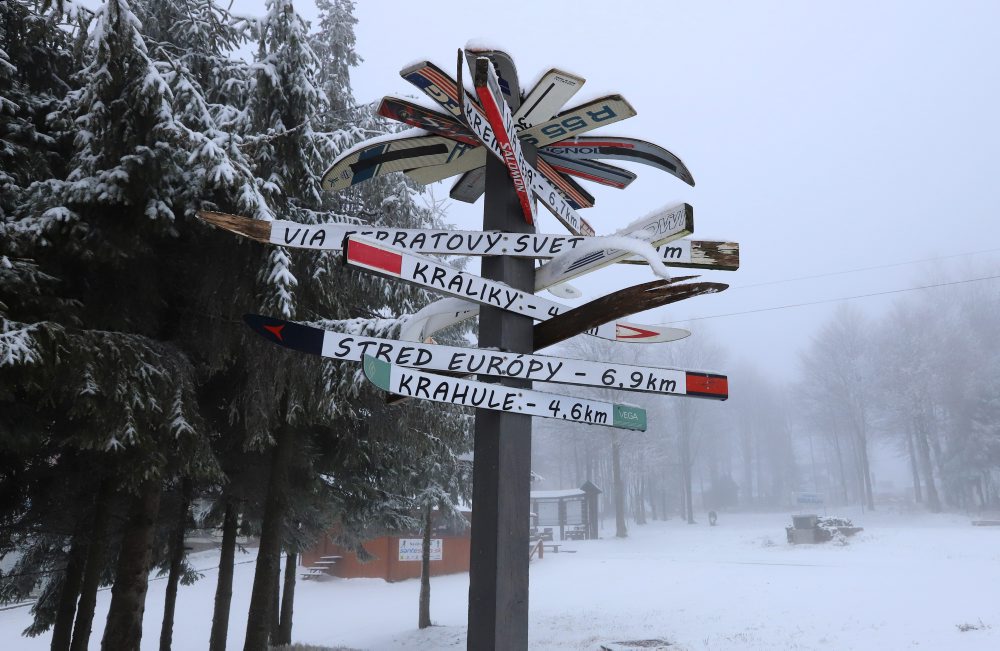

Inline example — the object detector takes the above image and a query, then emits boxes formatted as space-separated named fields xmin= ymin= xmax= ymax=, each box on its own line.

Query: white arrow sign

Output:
xmin=243 ymin=314 xmax=728 ymax=400
xmin=362 ymin=355 xmax=647 ymax=431
xmin=343 ymin=235 xmax=682 ymax=344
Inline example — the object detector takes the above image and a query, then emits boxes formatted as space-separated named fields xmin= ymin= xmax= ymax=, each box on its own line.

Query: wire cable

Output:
xmin=666 ymin=273 xmax=1000 ymax=324
xmin=733 ymin=247 xmax=1000 ymax=290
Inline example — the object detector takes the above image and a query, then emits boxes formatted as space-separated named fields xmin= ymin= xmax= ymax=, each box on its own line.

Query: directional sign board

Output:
xmin=198 ymin=210 xmax=672 ymax=259
xmin=244 ymin=314 xmax=728 ymax=400
xmin=362 ymin=355 xmax=648 ymax=431
xmin=343 ymin=235 xmax=688 ymax=344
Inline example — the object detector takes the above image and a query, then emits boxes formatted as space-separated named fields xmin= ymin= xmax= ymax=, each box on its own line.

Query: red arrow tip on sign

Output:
xmin=264 ymin=324 xmax=285 ymax=341
xmin=615 ymin=324 xmax=660 ymax=340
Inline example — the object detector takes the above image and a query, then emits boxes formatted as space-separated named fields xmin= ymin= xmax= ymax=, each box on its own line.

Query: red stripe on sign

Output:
xmin=616 ymin=324 xmax=660 ymax=339
xmin=685 ymin=373 xmax=729 ymax=398
xmin=347 ymin=239 xmax=402 ymax=276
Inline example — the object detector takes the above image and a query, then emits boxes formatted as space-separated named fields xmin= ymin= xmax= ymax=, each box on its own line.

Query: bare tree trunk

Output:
xmin=159 ymin=478 xmax=192 ymax=651
xmin=70 ymin=478 xmax=113 ymax=651
xmin=857 ymin=428 xmax=875 ymax=511
xmin=915 ymin=421 xmax=941 ymax=513
xmin=276 ymin=549 xmax=297 ymax=644
xmin=418 ymin=503 xmax=432 ymax=629
xmin=101 ymin=478 xmax=162 ymax=651
xmin=244 ymin=420 xmax=294 ymax=651
xmin=906 ymin=429 xmax=923 ymax=503
xmin=611 ymin=434 xmax=627 ymax=538
xmin=681 ymin=431 xmax=695 ymax=524
xmin=209 ymin=501 xmax=238 ymax=651
xmin=741 ymin=428 xmax=754 ymax=508
xmin=831 ymin=428 xmax=849 ymax=504
xmin=51 ymin=521 xmax=88 ymax=651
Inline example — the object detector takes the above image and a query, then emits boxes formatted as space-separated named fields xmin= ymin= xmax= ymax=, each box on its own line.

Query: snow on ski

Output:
xmin=242 ymin=314 xmax=728 ymax=400
xmin=537 ymin=151 xmax=637 ymax=189
xmin=517 ymin=96 xmax=637 ymax=148
xmin=534 ymin=203 xmax=693 ymax=289
xmin=320 ymin=133 xmax=477 ymax=192
xmin=543 ymin=136 xmax=695 ymax=186
xmin=472 ymin=56 xmax=536 ymax=224
xmin=515 ymin=68 xmax=585 ymax=130
xmin=343 ymin=235 xmax=681 ymax=344
xmin=465 ymin=47 xmax=521 ymax=110
xmin=362 ymin=355 xmax=648 ymax=431
xmin=376 ymin=97 xmax=478 ymax=145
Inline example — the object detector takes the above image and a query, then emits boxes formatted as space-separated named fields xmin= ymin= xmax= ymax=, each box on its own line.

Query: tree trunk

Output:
xmin=70 ymin=477 xmax=113 ymax=651
xmin=857 ymin=429 xmax=875 ymax=510
xmin=611 ymin=434 xmax=627 ymax=538
xmin=418 ymin=503 xmax=432 ymax=629
xmin=906 ymin=429 xmax=923 ymax=503
xmin=276 ymin=549 xmax=297 ymax=644
xmin=270 ymin=561 xmax=281 ymax=643
xmin=50 ymin=521 xmax=88 ymax=651
xmin=101 ymin=479 xmax=162 ymax=651
xmin=243 ymin=421 xmax=294 ymax=651
xmin=209 ymin=501 xmax=238 ymax=651
xmin=831 ymin=427 xmax=849 ymax=504
xmin=159 ymin=478 xmax=192 ymax=651
xmin=741 ymin=428 xmax=754 ymax=508
xmin=681 ymin=432 xmax=695 ymax=524
xmin=915 ymin=421 xmax=941 ymax=513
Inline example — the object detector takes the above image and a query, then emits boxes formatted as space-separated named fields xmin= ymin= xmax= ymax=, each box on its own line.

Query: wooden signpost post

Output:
xmin=201 ymin=46 xmax=738 ymax=650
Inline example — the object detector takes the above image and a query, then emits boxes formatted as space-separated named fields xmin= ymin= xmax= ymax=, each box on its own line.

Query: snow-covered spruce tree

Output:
xmin=1 ymin=1 xmax=271 ymax=647
xmin=227 ymin=2 xmax=473 ymax=646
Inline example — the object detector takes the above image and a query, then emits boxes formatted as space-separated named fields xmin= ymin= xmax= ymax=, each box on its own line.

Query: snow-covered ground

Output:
xmin=2 ymin=510 xmax=998 ymax=650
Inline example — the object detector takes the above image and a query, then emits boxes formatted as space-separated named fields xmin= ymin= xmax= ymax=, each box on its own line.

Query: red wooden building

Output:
xmin=300 ymin=509 xmax=471 ymax=582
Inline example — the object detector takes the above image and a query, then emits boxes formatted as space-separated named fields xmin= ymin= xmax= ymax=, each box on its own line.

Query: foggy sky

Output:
xmin=232 ymin=1 xmax=1000 ymax=374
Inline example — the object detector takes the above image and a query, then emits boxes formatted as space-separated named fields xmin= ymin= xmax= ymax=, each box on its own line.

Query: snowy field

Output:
xmin=2 ymin=511 xmax=998 ymax=650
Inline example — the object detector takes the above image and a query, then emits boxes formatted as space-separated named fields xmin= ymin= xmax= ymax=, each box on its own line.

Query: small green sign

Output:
xmin=613 ymin=404 xmax=647 ymax=431
xmin=363 ymin=355 xmax=392 ymax=391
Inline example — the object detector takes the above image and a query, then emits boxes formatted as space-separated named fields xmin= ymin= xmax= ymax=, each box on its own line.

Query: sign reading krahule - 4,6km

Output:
xmin=199 ymin=43 xmax=737 ymax=651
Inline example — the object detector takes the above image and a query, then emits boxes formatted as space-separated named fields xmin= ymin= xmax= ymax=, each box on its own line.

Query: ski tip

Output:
xmin=613 ymin=404 xmax=647 ymax=431
xmin=196 ymin=211 xmax=271 ymax=243
xmin=362 ymin=355 xmax=392 ymax=391
xmin=242 ymin=314 xmax=323 ymax=355
xmin=399 ymin=60 xmax=432 ymax=78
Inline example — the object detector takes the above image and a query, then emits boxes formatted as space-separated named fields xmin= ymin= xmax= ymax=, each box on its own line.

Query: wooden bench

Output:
xmin=300 ymin=555 xmax=342 ymax=579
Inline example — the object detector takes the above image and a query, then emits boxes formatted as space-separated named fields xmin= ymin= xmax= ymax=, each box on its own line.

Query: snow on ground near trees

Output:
xmin=2 ymin=511 xmax=998 ymax=650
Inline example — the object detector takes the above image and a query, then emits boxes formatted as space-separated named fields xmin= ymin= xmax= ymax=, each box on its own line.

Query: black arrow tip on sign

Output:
xmin=242 ymin=314 xmax=324 ymax=356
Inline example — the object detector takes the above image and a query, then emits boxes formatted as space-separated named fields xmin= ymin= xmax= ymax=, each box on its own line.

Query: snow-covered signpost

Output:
xmin=198 ymin=43 xmax=738 ymax=650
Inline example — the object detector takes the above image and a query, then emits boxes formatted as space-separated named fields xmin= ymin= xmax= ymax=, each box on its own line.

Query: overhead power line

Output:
xmin=734 ymin=247 xmax=1000 ymax=290
xmin=666 ymin=273 xmax=1000 ymax=324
